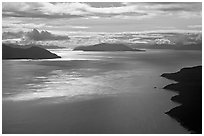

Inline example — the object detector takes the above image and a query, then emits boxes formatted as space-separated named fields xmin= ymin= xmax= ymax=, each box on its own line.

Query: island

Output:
xmin=73 ymin=43 xmax=145 ymax=51
xmin=2 ymin=44 xmax=61 ymax=59
xmin=161 ymin=66 xmax=202 ymax=133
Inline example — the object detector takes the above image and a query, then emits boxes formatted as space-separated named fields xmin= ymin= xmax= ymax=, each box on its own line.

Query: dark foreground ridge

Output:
xmin=2 ymin=43 xmax=61 ymax=59
xmin=161 ymin=66 xmax=202 ymax=133
xmin=73 ymin=43 xmax=145 ymax=51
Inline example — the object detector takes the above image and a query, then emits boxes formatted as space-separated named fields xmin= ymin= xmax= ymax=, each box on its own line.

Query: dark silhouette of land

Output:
xmin=2 ymin=43 xmax=61 ymax=59
xmin=73 ymin=43 xmax=145 ymax=51
xmin=161 ymin=66 xmax=202 ymax=133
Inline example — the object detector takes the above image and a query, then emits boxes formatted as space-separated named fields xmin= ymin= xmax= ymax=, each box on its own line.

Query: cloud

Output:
xmin=2 ymin=2 xmax=83 ymax=19
xmin=69 ymin=26 xmax=89 ymax=29
xmin=2 ymin=29 xmax=69 ymax=41
xmin=2 ymin=31 xmax=24 ymax=40
xmin=124 ymin=2 xmax=201 ymax=12
xmin=3 ymin=2 xmax=147 ymax=18
xmin=187 ymin=25 xmax=202 ymax=29
xmin=154 ymin=38 xmax=174 ymax=45
xmin=3 ymin=22 xmax=46 ymax=30
xmin=2 ymin=2 xmax=201 ymax=19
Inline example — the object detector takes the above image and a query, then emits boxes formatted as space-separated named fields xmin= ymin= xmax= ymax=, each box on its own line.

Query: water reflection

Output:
xmin=3 ymin=49 xmax=201 ymax=103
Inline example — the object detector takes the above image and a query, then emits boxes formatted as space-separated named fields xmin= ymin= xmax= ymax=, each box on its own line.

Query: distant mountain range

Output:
xmin=73 ymin=43 xmax=145 ymax=51
xmin=129 ymin=42 xmax=202 ymax=50
xmin=23 ymin=44 xmax=66 ymax=49
xmin=2 ymin=43 xmax=61 ymax=59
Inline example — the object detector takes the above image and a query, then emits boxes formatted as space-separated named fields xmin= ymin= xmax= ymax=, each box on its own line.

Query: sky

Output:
xmin=2 ymin=2 xmax=202 ymax=33
xmin=2 ymin=2 xmax=202 ymax=48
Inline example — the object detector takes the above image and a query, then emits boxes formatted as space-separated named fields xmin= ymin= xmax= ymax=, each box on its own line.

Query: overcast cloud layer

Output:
xmin=2 ymin=2 xmax=202 ymax=33
xmin=2 ymin=2 xmax=201 ymax=18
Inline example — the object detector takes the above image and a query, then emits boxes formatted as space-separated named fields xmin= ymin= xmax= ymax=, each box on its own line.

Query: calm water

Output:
xmin=2 ymin=49 xmax=202 ymax=133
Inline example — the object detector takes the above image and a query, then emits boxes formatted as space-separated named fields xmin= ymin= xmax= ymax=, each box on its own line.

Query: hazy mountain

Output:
xmin=25 ymin=29 xmax=69 ymax=41
xmin=73 ymin=43 xmax=145 ymax=51
xmin=130 ymin=42 xmax=202 ymax=50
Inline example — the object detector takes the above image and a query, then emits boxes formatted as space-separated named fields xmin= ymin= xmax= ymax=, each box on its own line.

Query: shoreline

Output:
xmin=161 ymin=65 xmax=202 ymax=134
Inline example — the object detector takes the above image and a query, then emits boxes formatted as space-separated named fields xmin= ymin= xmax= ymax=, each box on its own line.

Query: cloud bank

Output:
xmin=3 ymin=29 xmax=69 ymax=42
xmin=3 ymin=29 xmax=201 ymax=50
